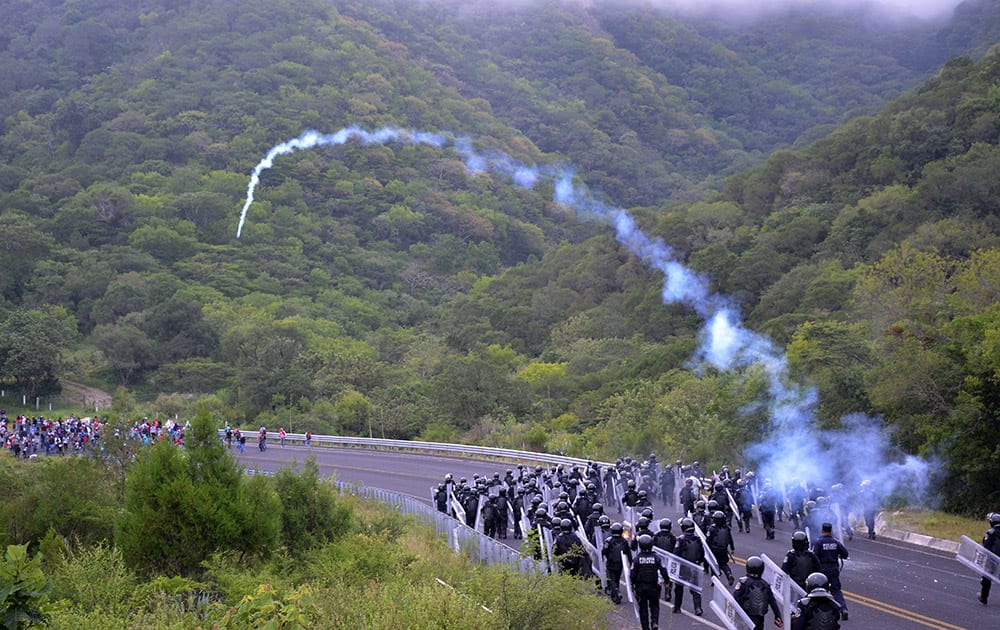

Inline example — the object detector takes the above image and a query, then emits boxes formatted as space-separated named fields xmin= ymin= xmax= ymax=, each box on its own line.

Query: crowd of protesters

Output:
xmin=1 ymin=409 xmax=191 ymax=459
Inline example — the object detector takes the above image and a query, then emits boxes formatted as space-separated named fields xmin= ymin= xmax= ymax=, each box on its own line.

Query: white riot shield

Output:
xmin=708 ymin=575 xmax=755 ymax=630
xmin=693 ymin=520 xmax=722 ymax=577
xmin=450 ymin=494 xmax=466 ymax=524
xmin=956 ymin=535 xmax=1000 ymax=585
xmin=761 ymin=552 xmax=805 ymax=629
xmin=543 ymin=526 xmax=556 ymax=573
xmin=575 ymin=516 xmax=602 ymax=579
xmin=621 ymin=552 xmax=640 ymax=620
xmin=652 ymin=547 xmax=703 ymax=593
xmin=475 ymin=494 xmax=486 ymax=532
xmin=726 ymin=488 xmax=743 ymax=530
xmin=594 ymin=526 xmax=607 ymax=591
xmin=537 ymin=524 xmax=551 ymax=572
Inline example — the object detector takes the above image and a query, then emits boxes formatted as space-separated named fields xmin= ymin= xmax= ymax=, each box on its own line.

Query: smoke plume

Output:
xmin=238 ymin=126 xmax=933 ymax=502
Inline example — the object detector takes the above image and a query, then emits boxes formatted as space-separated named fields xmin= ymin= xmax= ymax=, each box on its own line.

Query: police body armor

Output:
xmin=633 ymin=551 xmax=661 ymax=586
xmin=739 ymin=576 xmax=771 ymax=617
xmin=652 ymin=531 xmax=676 ymax=552
xmin=677 ymin=534 xmax=703 ymax=563
xmin=708 ymin=525 xmax=731 ymax=553
xmin=784 ymin=551 xmax=818 ymax=587
xmin=794 ymin=593 xmax=841 ymax=630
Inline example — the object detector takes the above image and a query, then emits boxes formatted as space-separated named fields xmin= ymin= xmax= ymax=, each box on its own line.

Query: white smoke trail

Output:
xmin=238 ymin=127 xmax=932 ymax=502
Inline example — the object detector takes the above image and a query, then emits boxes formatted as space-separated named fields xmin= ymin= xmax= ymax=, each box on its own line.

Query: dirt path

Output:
xmin=60 ymin=380 xmax=113 ymax=411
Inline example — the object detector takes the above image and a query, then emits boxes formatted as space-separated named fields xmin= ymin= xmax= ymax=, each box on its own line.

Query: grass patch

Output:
xmin=882 ymin=508 xmax=987 ymax=542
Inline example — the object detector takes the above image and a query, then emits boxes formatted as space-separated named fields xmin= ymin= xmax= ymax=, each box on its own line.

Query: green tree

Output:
xmin=272 ymin=458 xmax=351 ymax=554
xmin=0 ymin=307 xmax=78 ymax=397
xmin=116 ymin=410 xmax=281 ymax=576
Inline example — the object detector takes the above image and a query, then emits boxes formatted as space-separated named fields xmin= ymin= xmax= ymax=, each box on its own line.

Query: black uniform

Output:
xmin=554 ymin=530 xmax=584 ymax=576
xmin=631 ymin=550 xmax=670 ymax=630
xmin=652 ymin=529 xmax=676 ymax=602
xmin=980 ymin=523 xmax=1000 ymax=604
xmin=660 ymin=468 xmax=675 ymax=506
xmin=791 ymin=590 xmax=842 ymax=630
xmin=734 ymin=575 xmax=781 ymax=630
xmin=707 ymin=521 xmax=735 ymax=584
xmin=680 ymin=482 xmax=697 ymax=514
xmin=812 ymin=532 xmax=849 ymax=615
xmin=434 ymin=486 xmax=448 ymax=513
xmin=602 ymin=534 xmax=632 ymax=604
xmin=672 ymin=532 xmax=705 ymax=614
xmin=782 ymin=548 xmax=822 ymax=593
xmin=760 ymin=485 xmax=778 ymax=539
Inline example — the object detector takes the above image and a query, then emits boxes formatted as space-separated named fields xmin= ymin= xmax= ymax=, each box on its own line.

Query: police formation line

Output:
xmin=429 ymin=455 xmax=976 ymax=630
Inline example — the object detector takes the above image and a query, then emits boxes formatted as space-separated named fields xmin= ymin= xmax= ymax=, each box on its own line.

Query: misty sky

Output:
xmin=622 ymin=0 xmax=968 ymax=20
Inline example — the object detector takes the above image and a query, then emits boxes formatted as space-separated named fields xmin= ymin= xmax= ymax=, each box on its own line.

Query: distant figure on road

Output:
xmin=980 ymin=512 xmax=1000 ymax=605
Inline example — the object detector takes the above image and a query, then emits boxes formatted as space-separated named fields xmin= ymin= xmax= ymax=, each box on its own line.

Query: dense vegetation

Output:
xmin=1 ymin=0 xmax=999 ymax=512
xmin=0 ymin=413 xmax=608 ymax=628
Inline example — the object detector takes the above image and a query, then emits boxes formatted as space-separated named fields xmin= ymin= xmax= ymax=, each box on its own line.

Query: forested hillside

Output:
xmin=1 ymin=0 xmax=999 ymax=512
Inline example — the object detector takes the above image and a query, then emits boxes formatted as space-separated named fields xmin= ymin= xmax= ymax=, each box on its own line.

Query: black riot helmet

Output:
xmin=598 ymin=515 xmax=611 ymax=527
xmin=990 ymin=512 xmax=1000 ymax=527
xmin=680 ymin=518 xmax=695 ymax=533
xmin=627 ymin=479 xmax=636 ymax=488
xmin=712 ymin=510 xmax=726 ymax=525
xmin=746 ymin=556 xmax=764 ymax=578
xmin=636 ymin=517 xmax=651 ymax=531
xmin=611 ymin=522 xmax=624 ymax=536
xmin=659 ymin=518 xmax=672 ymax=532
xmin=792 ymin=530 xmax=809 ymax=552
xmin=695 ymin=500 xmax=707 ymax=512
xmin=707 ymin=500 xmax=719 ymax=511
xmin=561 ymin=518 xmax=574 ymax=531
xmin=640 ymin=507 xmax=654 ymax=519
xmin=638 ymin=534 xmax=653 ymax=551
xmin=593 ymin=503 xmax=604 ymax=513
xmin=806 ymin=572 xmax=830 ymax=592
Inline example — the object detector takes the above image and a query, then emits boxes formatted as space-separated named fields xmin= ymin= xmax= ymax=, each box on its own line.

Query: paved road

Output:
xmin=235 ymin=445 xmax=993 ymax=629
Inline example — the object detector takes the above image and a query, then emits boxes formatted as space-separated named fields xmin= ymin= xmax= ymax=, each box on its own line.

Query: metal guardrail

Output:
xmin=220 ymin=429 xmax=614 ymax=469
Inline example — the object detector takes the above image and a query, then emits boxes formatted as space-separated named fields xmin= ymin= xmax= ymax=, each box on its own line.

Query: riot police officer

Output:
xmin=811 ymin=522 xmax=849 ymax=620
xmin=652 ymin=518 xmax=676 ymax=603
xmin=735 ymin=556 xmax=783 ymax=630
xmin=553 ymin=518 xmax=585 ymax=576
xmin=673 ymin=518 xmax=705 ymax=616
xmin=979 ymin=512 xmax=1000 ymax=605
xmin=782 ymin=530 xmax=822 ymax=593
xmin=631 ymin=534 xmax=669 ymax=630
xmin=760 ymin=480 xmax=779 ymax=540
xmin=680 ymin=477 xmax=697 ymax=514
xmin=707 ymin=510 xmax=736 ymax=585
xmin=602 ymin=522 xmax=632 ymax=604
